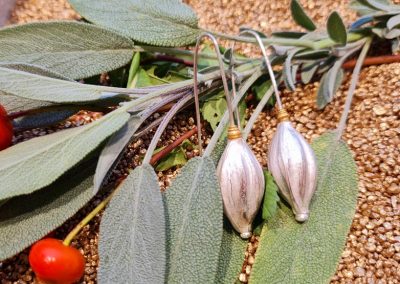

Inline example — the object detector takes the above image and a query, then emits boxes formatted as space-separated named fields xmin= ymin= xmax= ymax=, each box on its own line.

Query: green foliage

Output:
xmin=202 ymin=91 xmax=247 ymax=134
xmin=317 ymin=69 xmax=344 ymax=109
xmin=215 ymin=220 xmax=247 ymax=284
xmin=127 ymin=52 xmax=141 ymax=88
xmin=0 ymin=67 xmax=131 ymax=104
xmin=155 ymin=139 xmax=194 ymax=171
xmin=68 ymin=0 xmax=200 ymax=47
xmin=98 ymin=164 xmax=166 ymax=283
xmin=0 ymin=109 xmax=129 ymax=200
xmin=250 ymin=132 xmax=358 ymax=284
xmin=164 ymin=157 xmax=223 ymax=283
xmin=0 ymin=21 xmax=135 ymax=79
xmin=13 ymin=107 xmax=78 ymax=129
xmin=290 ymin=0 xmax=317 ymax=31
xmin=327 ymin=12 xmax=347 ymax=46
xmin=0 ymin=159 xmax=96 ymax=261
xmin=262 ymin=171 xmax=280 ymax=220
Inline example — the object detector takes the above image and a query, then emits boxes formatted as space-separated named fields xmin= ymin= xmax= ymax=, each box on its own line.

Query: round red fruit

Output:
xmin=29 ymin=238 xmax=85 ymax=284
xmin=0 ymin=105 xmax=13 ymax=150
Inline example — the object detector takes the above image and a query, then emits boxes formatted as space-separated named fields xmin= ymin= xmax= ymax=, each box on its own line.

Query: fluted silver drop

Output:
xmin=217 ymin=137 xmax=265 ymax=239
xmin=268 ymin=120 xmax=317 ymax=222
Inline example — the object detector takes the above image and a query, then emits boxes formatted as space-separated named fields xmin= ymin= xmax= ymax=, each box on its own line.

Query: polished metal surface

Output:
xmin=217 ymin=138 xmax=265 ymax=238
xmin=268 ymin=121 xmax=317 ymax=222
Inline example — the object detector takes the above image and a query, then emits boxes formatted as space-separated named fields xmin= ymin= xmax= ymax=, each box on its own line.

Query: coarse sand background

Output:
xmin=1 ymin=0 xmax=399 ymax=283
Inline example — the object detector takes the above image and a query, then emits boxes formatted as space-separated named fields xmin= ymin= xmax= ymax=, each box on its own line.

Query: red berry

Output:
xmin=29 ymin=238 xmax=85 ymax=284
xmin=0 ymin=105 xmax=13 ymax=150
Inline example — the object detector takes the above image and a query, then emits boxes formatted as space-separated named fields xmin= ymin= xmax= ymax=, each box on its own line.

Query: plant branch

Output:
xmin=150 ymin=126 xmax=198 ymax=166
xmin=342 ymin=54 xmax=400 ymax=69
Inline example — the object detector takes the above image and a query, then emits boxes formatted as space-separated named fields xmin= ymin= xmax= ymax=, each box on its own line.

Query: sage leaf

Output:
xmin=0 ymin=63 xmax=72 ymax=112
xmin=385 ymin=28 xmax=400 ymax=39
xmin=350 ymin=15 xmax=374 ymax=29
xmin=99 ymin=164 xmax=166 ymax=284
xmin=13 ymin=107 xmax=78 ymax=130
xmin=283 ymin=48 xmax=301 ymax=91
xmin=0 ymin=67 xmax=131 ymax=104
xmin=290 ymin=0 xmax=316 ymax=31
xmin=69 ymin=0 xmax=200 ymax=47
xmin=250 ymin=132 xmax=358 ymax=284
xmin=349 ymin=0 xmax=378 ymax=16
xmin=215 ymin=220 xmax=247 ymax=284
xmin=94 ymin=115 xmax=146 ymax=193
xmin=272 ymin=31 xmax=306 ymax=38
xmin=165 ymin=157 xmax=223 ymax=283
xmin=262 ymin=171 xmax=280 ymax=220
xmin=0 ymin=159 xmax=96 ymax=261
xmin=0 ymin=109 xmax=130 ymax=200
xmin=327 ymin=12 xmax=347 ymax=46
xmin=0 ymin=21 xmax=135 ymax=79
xmin=317 ymin=69 xmax=344 ymax=109
xmin=359 ymin=0 xmax=397 ymax=11
xmin=300 ymin=61 xmax=319 ymax=84
xmin=387 ymin=14 xmax=400 ymax=30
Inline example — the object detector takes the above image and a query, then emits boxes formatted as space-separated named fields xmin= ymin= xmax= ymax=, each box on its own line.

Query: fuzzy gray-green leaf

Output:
xmin=327 ymin=12 xmax=347 ymax=46
xmin=99 ymin=164 xmax=166 ymax=284
xmin=165 ymin=157 xmax=223 ymax=283
xmin=215 ymin=220 xmax=247 ymax=284
xmin=317 ymin=68 xmax=344 ymax=109
xmin=250 ymin=132 xmax=358 ymax=284
xmin=387 ymin=14 xmax=400 ymax=30
xmin=94 ymin=115 xmax=146 ymax=193
xmin=69 ymin=0 xmax=200 ymax=47
xmin=0 ymin=67 xmax=131 ymax=104
xmin=0 ymin=21 xmax=135 ymax=79
xmin=0 ymin=159 xmax=96 ymax=261
xmin=13 ymin=107 xmax=78 ymax=129
xmin=0 ymin=109 xmax=129 ymax=201
xmin=290 ymin=0 xmax=316 ymax=31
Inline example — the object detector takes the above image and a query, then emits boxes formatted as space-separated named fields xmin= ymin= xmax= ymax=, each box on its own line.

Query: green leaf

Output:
xmin=0 ymin=21 xmax=135 ymax=80
xmin=99 ymin=164 xmax=166 ymax=283
xmin=252 ymin=78 xmax=272 ymax=101
xmin=94 ymin=115 xmax=146 ymax=193
xmin=202 ymin=92 xmax=228 ymax=131
xmin=69 ymin=0 xmax=200 ymax=47
xmin=250 ymin=132 xmax=358 ymax=284
xmin=272 ymin=31 xmax=307 ymax=38
xmin=165 ymin=157 xmax=223 ymax=283
xmin=156 ymin=147 xmax=187 ymax=171
xmin=215 ymin=220 xmax=247 ymax=284
xmin=127 ymin=52 xmax=141 ymax=88
xmin=327 ymin=12 xmax=348 ymax=46
xmin=0 ymin=158 xmax=96 ymax=261
xmin=0 ymin=67 xmax=131 ymax=104
xmin=262 ymin=171 xmax=280 ymax=220
xmin=358 ymin=0 xmax=398 ymax=11
xmin=290 ymin=0 xmax=317 ymax=31
xmin=384 ymin=28 xmax=400 ymax=39
xmin=349 ymin=0 xmax=379 ymax=16
xmin=0 ymin=109 xmax=129 ymax=200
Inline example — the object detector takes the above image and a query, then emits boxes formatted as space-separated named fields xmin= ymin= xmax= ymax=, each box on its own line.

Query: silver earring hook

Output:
xmin=231 ymin=30 xmax=283 ymax=110
xmin=193 ymin=32 xmax=236 ymax=156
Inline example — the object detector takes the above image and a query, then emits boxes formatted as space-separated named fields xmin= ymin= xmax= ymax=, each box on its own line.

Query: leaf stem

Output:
xmin=313 ymin=32 xmax=365 ymax=50
xmin=336 ymin=38 xmax=372 ymax=139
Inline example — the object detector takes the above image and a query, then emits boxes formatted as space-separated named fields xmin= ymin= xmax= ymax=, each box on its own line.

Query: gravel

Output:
xmin=1 ymin=0 xmax=399 ymax=283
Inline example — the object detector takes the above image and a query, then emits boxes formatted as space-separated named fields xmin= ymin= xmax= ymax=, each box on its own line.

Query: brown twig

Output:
xmin=150 ymin=126 xmax=198 ymax=166
xmin=342 ymin=54 xmax=400 ymax=70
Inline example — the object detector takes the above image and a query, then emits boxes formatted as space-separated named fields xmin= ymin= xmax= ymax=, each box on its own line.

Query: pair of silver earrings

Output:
xmin=193 ymin=32 xmax=317 ymax=238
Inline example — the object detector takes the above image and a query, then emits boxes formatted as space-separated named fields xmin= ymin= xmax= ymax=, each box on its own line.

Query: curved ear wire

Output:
xmin=233 ymin=30 xmax=284 ymax=110
xmin=193 ymin=32 xmax=236 ymax=156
